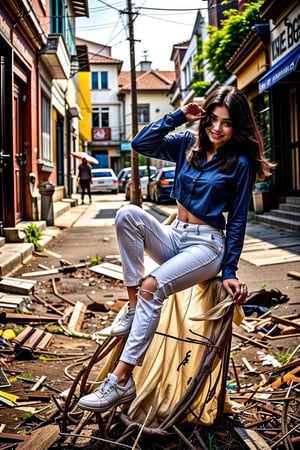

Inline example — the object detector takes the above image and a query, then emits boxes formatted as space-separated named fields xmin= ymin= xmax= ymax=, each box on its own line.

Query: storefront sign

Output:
xmin=258 ymin=46 xmax=300 ymax=93
xmin=271 ymin=5 xmax=300 ymax=65
xmin=259 ymin=4 xmax=300 ymax=93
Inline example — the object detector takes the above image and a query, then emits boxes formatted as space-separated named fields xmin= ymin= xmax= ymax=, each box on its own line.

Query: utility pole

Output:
xmin=127 ymin=0 xmax=141 ymax=206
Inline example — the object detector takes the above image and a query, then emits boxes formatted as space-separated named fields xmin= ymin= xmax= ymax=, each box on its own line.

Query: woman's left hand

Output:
xmin=222 ymin=279 xmax=248 ymax=305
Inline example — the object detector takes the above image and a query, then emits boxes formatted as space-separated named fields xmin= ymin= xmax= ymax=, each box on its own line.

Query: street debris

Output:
xmin=0 ymin=261 xmax=299 ymax=449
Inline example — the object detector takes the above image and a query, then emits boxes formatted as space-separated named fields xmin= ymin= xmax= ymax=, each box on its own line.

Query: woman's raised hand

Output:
xmin=182 ymin=103 xmax=206 ymax=122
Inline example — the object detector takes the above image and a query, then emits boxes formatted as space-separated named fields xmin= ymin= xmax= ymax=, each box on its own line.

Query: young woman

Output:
xmin=79 ymin=85 xmax=276 ymax=412
xmin=77 ymin=158 xmax=92 ymax=204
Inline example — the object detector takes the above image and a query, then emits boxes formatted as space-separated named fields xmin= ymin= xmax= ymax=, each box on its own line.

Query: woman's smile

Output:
xmin=206 ymin=106 xmax=234 ymax=150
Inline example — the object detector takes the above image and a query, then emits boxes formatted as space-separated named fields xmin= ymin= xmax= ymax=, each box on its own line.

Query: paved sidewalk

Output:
xmin=0 ymin=196 xmax=83 ymax=277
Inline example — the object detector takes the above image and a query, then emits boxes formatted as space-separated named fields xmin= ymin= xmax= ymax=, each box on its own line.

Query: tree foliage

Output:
xmin=195 ymin=1 xmax=266 ymax=84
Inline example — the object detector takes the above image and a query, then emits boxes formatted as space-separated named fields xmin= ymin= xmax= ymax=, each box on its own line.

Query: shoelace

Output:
xmin=96 ymin=378 xmax=116 ymax=397
xmin=120 ymin=313 xmax=131 ymax=323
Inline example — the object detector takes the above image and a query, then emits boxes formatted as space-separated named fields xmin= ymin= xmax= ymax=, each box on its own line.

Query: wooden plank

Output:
xmin=234 ymin=427 xmax=272 ymax=449
xmin=12 ymin=326 xmax=34 ymax=346
xmin=34 ymin=333 xmax=53 ymax=351
xmin=21 ymin=269 xmax=60 ymax=278
xmin=271 ymin=314 xmax=300 ymax=329
xmin=17 ymin=392 xmax=53 ymax=401
xmin=0 ymin=277 xmax=36 ymax=295
xmin=89 ymin=257 xmax=158 ymax=280
xmin=21 ymin=329 xmax=45 ymax=351
xmin=89 ymin=262 xmax=123 ymax=280
xmin=68 ymin=301 xmax=87 ymax=332
xmin=30 ymin=375 xmax=47 ymax=391
xmin=1 ymin=312 xmax=61 ymax=323
xmin=0 ymin=293 xmax=31 ymax=310
xmin=287 ymin=270 xmax=300 ymax=279
xmin=0 ymin=432 xmax=26 ymax=442
xmin=15 ymin=424 xmax=60 ymax=450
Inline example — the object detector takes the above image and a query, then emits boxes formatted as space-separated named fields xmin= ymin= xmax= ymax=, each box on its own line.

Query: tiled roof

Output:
xmin=119 ymin=70 xmax=175 ymax=91
xmin=88 ymin=53 xmax=122 ymax=64
xmin=173 ymin=39 xmax=190 ymax=47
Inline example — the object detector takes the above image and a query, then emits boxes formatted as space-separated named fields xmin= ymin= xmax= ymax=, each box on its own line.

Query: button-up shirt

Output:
xmin=132 ymin=109 xmax=256 ymax=280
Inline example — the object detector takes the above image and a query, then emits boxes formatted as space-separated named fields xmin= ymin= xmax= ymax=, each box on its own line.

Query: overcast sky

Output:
xmin=76 ymin=0 xmax=207 ymax=70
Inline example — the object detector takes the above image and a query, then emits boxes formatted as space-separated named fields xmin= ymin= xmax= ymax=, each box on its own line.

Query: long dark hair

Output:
xmin=187 ymin=85 xmax=276 ymax=180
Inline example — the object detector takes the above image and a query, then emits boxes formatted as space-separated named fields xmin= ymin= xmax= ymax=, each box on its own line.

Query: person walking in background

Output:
xmin=79 ymin=85 xmax=276 ymax=413
xmin=77 ymin=158 xmax=92 ymax=204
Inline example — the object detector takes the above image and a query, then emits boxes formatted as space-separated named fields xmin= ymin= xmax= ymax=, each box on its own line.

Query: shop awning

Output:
xmin=258 ymin=46 xmax=300 ymax=93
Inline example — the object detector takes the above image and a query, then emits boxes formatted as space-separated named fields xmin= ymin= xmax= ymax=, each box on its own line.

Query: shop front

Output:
xmin=259 ymin=0 xmax=300 ymax=199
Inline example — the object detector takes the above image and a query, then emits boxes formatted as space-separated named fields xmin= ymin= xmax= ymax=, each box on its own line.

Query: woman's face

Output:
xmin=205 ymin=106 xmax=234 ymax=151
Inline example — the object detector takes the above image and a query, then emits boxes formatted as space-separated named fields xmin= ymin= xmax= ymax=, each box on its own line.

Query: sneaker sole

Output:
xmin=78 ymin=392 xmax=136 ymax=412
xmin=110 ymin=330 xmax=131 ymax=336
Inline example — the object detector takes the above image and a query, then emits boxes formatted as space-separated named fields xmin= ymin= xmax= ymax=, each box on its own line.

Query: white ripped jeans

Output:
xmin=115 ymin=204 xmax=225 ymax=366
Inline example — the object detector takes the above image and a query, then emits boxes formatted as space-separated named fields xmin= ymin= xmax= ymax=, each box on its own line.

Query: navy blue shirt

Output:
xmin=132 ymin=109 xmax=256 ymax=280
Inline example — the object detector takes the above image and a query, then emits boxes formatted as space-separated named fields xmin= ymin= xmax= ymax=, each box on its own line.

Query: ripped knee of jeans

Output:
xmin=138 ymin=275 xmax=162 ymax=301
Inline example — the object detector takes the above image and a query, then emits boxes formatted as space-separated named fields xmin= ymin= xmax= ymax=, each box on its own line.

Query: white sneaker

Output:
xmin=78 ymin=373 xmax=136 ymax=412
xmin=110 ymin=304 xmax=135 ymax=336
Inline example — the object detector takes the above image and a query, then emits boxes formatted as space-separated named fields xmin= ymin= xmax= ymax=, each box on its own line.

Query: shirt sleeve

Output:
xmin=132 ymin=109 xmax=194 ymax=162
xmin=222 ymin=158 xmax=255 ymax=280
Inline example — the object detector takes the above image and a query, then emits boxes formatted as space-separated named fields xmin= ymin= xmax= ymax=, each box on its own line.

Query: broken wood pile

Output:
xmin=0 ymin=262 xmax=299 ymax=449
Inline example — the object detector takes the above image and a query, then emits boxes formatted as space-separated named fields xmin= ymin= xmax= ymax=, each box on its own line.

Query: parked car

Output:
xmin=78 ymin=168 xmax=119 ymax=194
xmin=149 ymin=166 xmax=176 ymax=203
xmin=117 ymin=165 xmax=157 ymax=193
xmin=125 ymin=174 xmax=152 ymax=201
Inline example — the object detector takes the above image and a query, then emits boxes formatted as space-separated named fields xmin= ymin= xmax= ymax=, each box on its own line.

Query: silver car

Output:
xmin=90 ymin=168 xmax=119 ymax=194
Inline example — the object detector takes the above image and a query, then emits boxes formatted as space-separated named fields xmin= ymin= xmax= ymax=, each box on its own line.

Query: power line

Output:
xmin=139 ymin=6 xmax=206 ymax=12
xmin=96 ymin=0 xmax=126 ymax=13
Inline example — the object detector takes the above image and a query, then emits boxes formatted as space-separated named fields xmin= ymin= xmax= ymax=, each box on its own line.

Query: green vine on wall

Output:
xmin=192 ymin=1 xmax=266 ymax=86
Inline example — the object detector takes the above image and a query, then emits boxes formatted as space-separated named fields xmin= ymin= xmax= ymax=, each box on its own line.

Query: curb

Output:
xmin=0 ymin=197 xmax=84 ymax=278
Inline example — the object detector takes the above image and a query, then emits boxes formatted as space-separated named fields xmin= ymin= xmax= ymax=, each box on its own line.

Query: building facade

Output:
xmin=226 ymin=0 xmax=300 ymax=215
xmin=0 ymin=0 xmax=88 ymax=228
xmin=258 ymin=0 xmax=300 ymax=200
xmin=118 ymin=61 xmax=175 ymax=169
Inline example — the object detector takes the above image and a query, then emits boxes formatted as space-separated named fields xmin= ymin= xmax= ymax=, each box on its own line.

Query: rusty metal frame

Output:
xmin=61 ymin=305 xmax=234 ymax=447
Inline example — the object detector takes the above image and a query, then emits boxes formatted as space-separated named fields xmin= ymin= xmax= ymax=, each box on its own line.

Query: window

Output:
xmin=137 ymin=105 xmax=150 ymax=124
xmin=50 ymin=0 xmax=64 ymax=34
xmin=41 ymin=94 xmax=52 ymax=162
xmin=101 ymin=71 xmax=108 ymax=89
xmin=92 ymin=107 xmax=109 ymax=127
xmin=50 ymin=0 xmax=76 ymax=55
xmin=91 ymin=71 xmax=109 ymax=89
xmin=91 ymin=72 xmax=98 ymax=90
